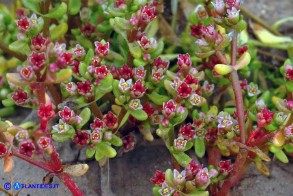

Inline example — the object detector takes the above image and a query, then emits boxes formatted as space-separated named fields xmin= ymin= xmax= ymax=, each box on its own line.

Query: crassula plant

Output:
xmin=0 ymin=0 xmax=292 ymax=195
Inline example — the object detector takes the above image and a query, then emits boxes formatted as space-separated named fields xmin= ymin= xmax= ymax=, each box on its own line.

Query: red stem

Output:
xmin=11 ymin=148 xmax=55 ymax=173
xmin=58 ymin=173 xmax=84 ymax=196
xmin=230 ymin=32 xmax=246 ymax=144
xmin=215 ymin=33 xmax=246 ymax=144
xmin=207 ymin=146 xmax=221 ymax=195
xmin=89 ymin=102 xmax=103 ymax=119
xmin=33 ymin=83 xmax=84 ymax=194
xmin=216 ymin=149 xmax=249 ymax=196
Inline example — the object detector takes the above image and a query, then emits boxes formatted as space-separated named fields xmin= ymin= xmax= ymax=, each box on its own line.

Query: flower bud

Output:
xmin=256 ymin=99 xmax=266 ymax=112
xmin=173 ymin=169 xmax=186 ymax=184
xmin=195 ymin=168 xmax=210 ymax=187
xmin=174 ymin=136 xmax=187 ymax=151
xmin=273 ymin=112 xmax=288 ymax=125
xmin=212 ymin=0 xmax=225 ymax=15
xmin=284 ymin=126 xmax=293 ymax=139
xmin=226 ymin=7 xmax=240 ymax=24
xmin=201 ymin=25 xmax=216 ymax=43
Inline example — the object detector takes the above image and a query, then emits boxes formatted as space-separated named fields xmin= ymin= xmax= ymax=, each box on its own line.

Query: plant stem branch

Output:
xmin=47 ymin=84 xmax=62 ymax=107
xmin=168 ymin=127 xmax=181 ymax=171
xmin=11 ymin=148 xmax=55 ymax=173
xmin=41 ymin=0 xmax=51 ymax=37
xmin=0 ymin=40 xmax=27 ymax=61
xmin=58 ymin=173 xmax=84 ymax=196
xmin=216 ymin=35 xmax=246 ymax=144
xmin=89 ymin=102 xmax=103 ymax=119
xmin=217 ymin=149 xmax=249 ymax=196
xmin=230 ymin=32 xmax=246 ymax=144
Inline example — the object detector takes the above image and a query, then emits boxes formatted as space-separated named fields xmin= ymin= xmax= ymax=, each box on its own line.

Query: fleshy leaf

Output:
xmin=185 ymin=190 xmax=209 ymax=196
xmin=118 ymin=111 xmax=130 ymax=129
xmin=235 ymin=52 xmax=251 ymax=70
xmin=165 ymin=169 xmax=175 ymax=187
xmin=128 ymin=109 xmax=148 ymax=121
xmin=50 ymin=23 xmax=68 ymax=41
xmin=22 ymin=0 xmax=40 ymax=14
xmin=139 ymin=122 xmax=154 ymax=141
xmin=9 ymin=40 xmax=31 ymax=55
xmin=55 ymin=69 xmax=72 ymax=83
xmin=194 ymin=138 xmax=205 ymax=158
xmin=110 ymin=134 xmax=123 ymax=147
xmin=44 ymin=3 xmax=67 ymax=19
xmin=76 ymin=107 xmax=91 ymax=129
xmin=76 ymin=35 xmax=93 ymax=49
xmin=214 ymin=64 xmax=233 ymax=75
xmin=86 ymin=148 xmax=96 ymax=158
xmin=147 ymin=91 xmax=170 ymax=105
xmin=274 ymin=149 xmax=289 ymax=163
xmin=171 ymin=152 xmax=192 ymax=167
xmin=96 ymin=142 xmax=117 ymax=158
xmin=284 ymin=144 xmax=293 ymax=153
xmin=128 ymin=42 xmax=142 ymax=59
xmin=255 ymin=158 xmax=270 ymax=176
xmin=69 ymin=0 xmax=81 ymax=15
xmin=172 ymin=109 xmax=188 ymax=126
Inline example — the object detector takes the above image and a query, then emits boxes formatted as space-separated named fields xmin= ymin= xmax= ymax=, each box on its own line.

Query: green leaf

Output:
xmin=275 ymin=149 xmax=289 ymax=163
xmin=44 ymin=3 xmax=67 ymax=19
xmin=112 ymin=79 xmax=121 ymax=98
xmin=145 ymin=18 xmax=159 ymax=37
xmin=9 ymin=40 xmax=31 ymax=55
xmin=86 ymin=148 xmax=96 ymax=158
xmin=52 ymin=134 xmax=71 ymax=142
xmin=150 ymin=38 xmax=164 ymax=58
xmin=164 ymin=169 xmax=175 ymax=187
xmin=194 ymin=138 xmax=205 ymax=158
xmin=133 ymin=58 xmax=147 ymax=67
xmin=94 ymin=74 xmax=113 ymax=99
xmin=22 ymin=0 xmax=40 ymax=14
xmin=284 ymin=144 xmax=293 ymax=153
xmin=94 ymin=148 xmax=104 ymax=161
xmin=96 ymin=142 xmax=117 ymax=158
xmin=76 ymin=35 xmax=93 ymax=49
xmin=171 ymin=152 xmax=192 ymax=167
xmin=79 ymin=62 xmax=88 ymax=78
xmin=152 ymin=187 xmax=161 ymax=196
xmin=128 ymin=109 xmax=148 ymax=121
xmin=76 ymin=107 xmax=91 ymax=129
xmin=147 ymin=91 xmax=170 ymax=105
xmin=172 ymin=109 xmax=188 ymax=126
xmin=285 ymin=81 xmax=293 ymax=92
xmin=185 ymin=190 xmax=209 ymax=196
xmin=128 ymin=42 xmax=142 ymax=59
xmin=2 ymin=99 xmax=15 ymax=107
xmin=110 ymin=134 xmax=123 ymax=147
xmin=0 ymin=107 xmax=15 ymax=118
xmin=50 ymin=23 xmax=68 ymax=41
xmin=118 ymin=111 xmax=130 ymax=129
xmin=84 ymin=49 xmax=94 ymax=65
xmin=55 ymin=69 xmax=72 ymax=83
xmin=164 ymin=80 xmax=177 ymax=97
xmin=69 ymin=0 xmax=81 ymax=15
